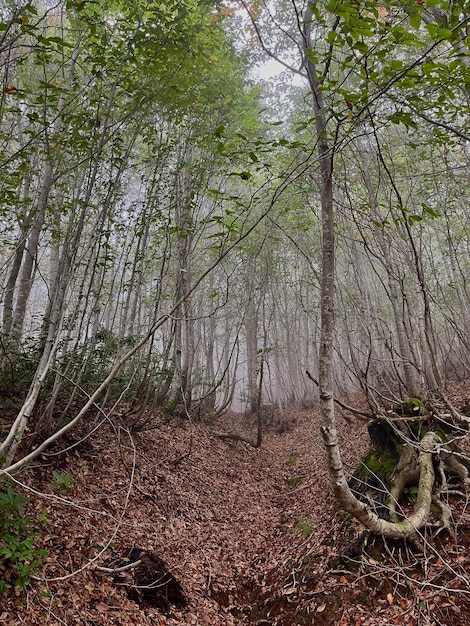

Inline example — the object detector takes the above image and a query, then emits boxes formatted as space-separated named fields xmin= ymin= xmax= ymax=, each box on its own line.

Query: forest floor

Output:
xmin=2 ymin=383 xmax=470 ymax=625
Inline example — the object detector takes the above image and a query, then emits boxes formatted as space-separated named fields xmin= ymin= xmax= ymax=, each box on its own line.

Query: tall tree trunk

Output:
xmin=10 ymin=165 xmax=51 ymax=344
xmin=245 ymin=292 xmax=259 ymax=414
xmin=301 ymin=3 xmax=439 ymax=539
xmin=169 ymin=152 xmax=195 ymax=413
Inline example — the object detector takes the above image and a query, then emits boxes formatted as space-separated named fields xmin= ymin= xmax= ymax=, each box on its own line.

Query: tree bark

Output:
xmin=302 ymin=4 xmax=441 ymax=539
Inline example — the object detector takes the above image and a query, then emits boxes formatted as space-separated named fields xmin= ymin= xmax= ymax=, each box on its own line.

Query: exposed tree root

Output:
xmin=389 ymin=443 xmax=420 ymax=525
xmin=345 ymin=400 xmax=470 ymax=542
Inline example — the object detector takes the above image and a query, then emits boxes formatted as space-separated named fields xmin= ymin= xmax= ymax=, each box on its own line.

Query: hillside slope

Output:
xmin=2 ymin=389 xmax=470 ymax=625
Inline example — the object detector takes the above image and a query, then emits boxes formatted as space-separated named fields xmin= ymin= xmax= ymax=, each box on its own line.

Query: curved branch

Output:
xmin=96 ymin=560 xmax=142 ymax=575
xmin=326 ymin=430 xmax=440 ymax=539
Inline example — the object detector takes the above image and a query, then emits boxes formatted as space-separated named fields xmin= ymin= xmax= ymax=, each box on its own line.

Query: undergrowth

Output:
xmin=0 ymin=487 xmax=49 ymax=592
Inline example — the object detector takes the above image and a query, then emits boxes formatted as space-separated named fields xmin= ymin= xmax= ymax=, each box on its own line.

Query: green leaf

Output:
xmin=389 ymin=111 xmax=417 ymax=129
xmin=47 ymin=36 xmax=74 ymax=48
xmin=409 ymin=11 xmax=422 ymax=30
xmin=421 ymin=203 xmax=441 ymax=218
xmin=425 ymin=23 xmax=438 ymax=38
xmin=437 ymin=28 xmax=453 ymax=40
xmin=353 ymin=41 xmax=369 ymax=54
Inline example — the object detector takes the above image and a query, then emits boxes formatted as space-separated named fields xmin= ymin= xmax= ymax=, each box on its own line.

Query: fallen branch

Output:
xmin=96 ymin=560 xmax=142 ymax=574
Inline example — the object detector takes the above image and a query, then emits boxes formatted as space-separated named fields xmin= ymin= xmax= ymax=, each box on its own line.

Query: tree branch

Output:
xmin=305 ymin=370 xmax=373 ymax=420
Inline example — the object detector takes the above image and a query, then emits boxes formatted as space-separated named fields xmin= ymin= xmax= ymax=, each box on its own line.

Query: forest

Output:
xmin=1 ymin=0 xmax=470 ymax=624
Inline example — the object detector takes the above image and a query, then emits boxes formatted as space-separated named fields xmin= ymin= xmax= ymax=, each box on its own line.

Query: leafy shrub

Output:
xmin=295 ymin=516 xmax=315 ymax=538
xmin=0 ymin=338 xmax=45 ymax=406
xmin=57 ymin=328 xmax=145 ymax=404
xmin=0 ymin=487 xmax=49 ymax=592
xmin=50 ymin=471 xmax=75 ymax=495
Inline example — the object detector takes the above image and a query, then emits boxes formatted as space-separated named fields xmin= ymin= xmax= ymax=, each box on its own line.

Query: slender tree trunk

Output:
xmin=168 ymin=149 xmax=196 ymax=412
xmin=357 ymin=149 xmax=420 ymax=397
xmin=2 ymin=237 xmax=26 ymax=340
xmin=10 ymin=165 xmax=51 ymax=344
xmin=301 ymin=4 xmax=448 ymax=538
xmin=245 ymin=292 xmax=259 ymax=414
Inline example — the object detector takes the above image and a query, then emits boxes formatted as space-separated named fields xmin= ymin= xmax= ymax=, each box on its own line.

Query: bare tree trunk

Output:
xmin=201 ymin=313 xmax=217 ymax=413
xmin=379 ymin=233 xmax=421 ymax=397
xmin=301 ymin=4 xmax=440 ymax=539
xmin=168 ymin=151 xmax=196 ymax=413
xmin=2 ymin=237 xmax=26 ymax=341
xmin=357 ymin=149 xmax=421 ymax=397
xmin=245 ymin=292 xmax=259 ymax=414
xmin=10 ymin=165 xmax=51 ymax=344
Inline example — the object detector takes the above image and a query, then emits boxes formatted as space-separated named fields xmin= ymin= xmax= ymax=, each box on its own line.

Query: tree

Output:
xmin=239 ymin=0 xmax=470 ymax=540
xmin=0 ymin=0 xmax=264 ymax=469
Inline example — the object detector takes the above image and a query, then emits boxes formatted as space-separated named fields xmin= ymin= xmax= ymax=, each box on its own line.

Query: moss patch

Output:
xmin=356 ymin=447 xmax=398 ymax=482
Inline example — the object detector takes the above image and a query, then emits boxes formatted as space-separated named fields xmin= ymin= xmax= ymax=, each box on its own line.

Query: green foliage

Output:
xmin=50 ymin=471 xmax=75 ymax=495
xmin=0 ymin=339 xmax=46 ymax=406
xmin=391 ymin=398 xmax=425 ymax=416
xmin=163 ymin=398 xmax=183 ymax=419
xmin=0 ymin=488 xmax=49 ymax=593
xmin=403 ymin=485 xmax=419 ymax=504
xmin=287 ymin=475 xmax=303 ymax=487
xmin=57 ymin=329 xmax=142 ymax=404
xmin=304 ymin=0 xmax=470 ymax=146
xmin=286 ymin=453 xmax=298 ymax=466
xmin=294 ymin=515 xmax=315 ymax=538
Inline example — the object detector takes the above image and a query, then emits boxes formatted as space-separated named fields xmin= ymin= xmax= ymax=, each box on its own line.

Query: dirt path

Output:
xmin=2 ymin=392 xmax=470 ymax=625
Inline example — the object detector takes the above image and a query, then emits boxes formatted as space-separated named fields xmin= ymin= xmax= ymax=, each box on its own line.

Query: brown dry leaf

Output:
xmin=377 ymin=6 xmax=388 ymax=20
xmin=387 ymin=593 xmax=394 ymax=605
xmin=2 ymin=389 xmax=470 ymax=626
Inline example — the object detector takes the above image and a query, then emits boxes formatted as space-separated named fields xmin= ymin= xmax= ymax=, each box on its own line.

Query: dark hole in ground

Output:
xmin=113 ymin=547 xmax=187 ymax=612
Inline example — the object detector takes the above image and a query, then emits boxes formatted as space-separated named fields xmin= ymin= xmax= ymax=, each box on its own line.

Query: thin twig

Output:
xmin=305 ymin=370 xmax=373 ymax=420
